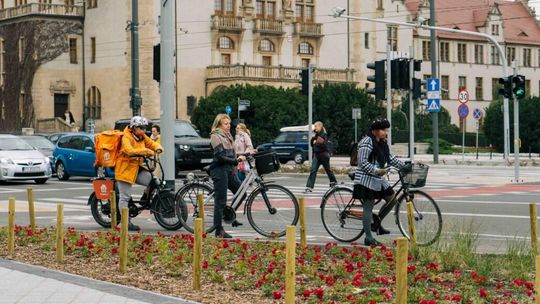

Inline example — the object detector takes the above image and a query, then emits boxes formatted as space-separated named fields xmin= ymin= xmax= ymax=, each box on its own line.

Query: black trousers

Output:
xmin=306 ymin=152 xmax=337 ymax=189
xmin=210 ymin=165 xmax=241 ymax=227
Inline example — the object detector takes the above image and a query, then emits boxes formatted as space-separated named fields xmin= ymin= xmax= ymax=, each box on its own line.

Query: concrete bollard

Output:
xmin=119 ymin=208 xmax=128 ymax=272
xmin=8 ymin=197 xmax=15 ymax=255
xmin=406 ymin=202 xmax=417 ymax=247
xmin=192 ymin=218 xmax=203 ymax=290
xmin=285 ymin=225 xmax=296 ymax=304
xmin=197 ymin=193 xmax=205 ymax=232
xmin=56 ymin=204 xmax=64 ymax=262
xmin=110 ymin=190 xmax=117 ymax=229
xmin=27 ymin=188 xmax=36 ymax=230
xmin=530 ymin=203 xmax=538 ymax=255
xmin=396 ymin=237 xmax=408 ymax=304
xmin=299 ymin=197 xmax=307 ymax=248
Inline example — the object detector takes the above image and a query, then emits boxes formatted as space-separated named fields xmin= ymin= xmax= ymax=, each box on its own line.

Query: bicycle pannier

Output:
xmin=94 ymin=130 xmax=123 ymax=168
xmin=254 ymin=150 xmax=280 ymax=176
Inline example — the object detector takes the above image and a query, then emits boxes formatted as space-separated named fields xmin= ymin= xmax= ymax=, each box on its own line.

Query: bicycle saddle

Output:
xmin=202 ymin=165 xmax=211 ymax=175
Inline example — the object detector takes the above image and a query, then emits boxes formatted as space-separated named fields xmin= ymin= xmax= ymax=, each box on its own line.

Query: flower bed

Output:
xmin=0 ymin=225 xmax=536 ymax=303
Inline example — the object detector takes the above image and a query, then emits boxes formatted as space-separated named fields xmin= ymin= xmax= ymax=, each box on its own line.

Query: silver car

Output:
xmin=0 ymin=134 xmax=52 ymax=184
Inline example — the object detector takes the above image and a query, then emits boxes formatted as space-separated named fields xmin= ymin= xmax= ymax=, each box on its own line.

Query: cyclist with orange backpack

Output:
xmin=115 ymin=116 xmax=163 ymax=231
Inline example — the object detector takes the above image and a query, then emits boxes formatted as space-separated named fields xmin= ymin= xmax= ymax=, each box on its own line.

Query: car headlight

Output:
xmin=178 ymin=145 xmax=190 ymax=151
xmin=43 ymin=157 xmax=50 ymax=164
xmin=0 ymin=158 xmax=14 ymax=165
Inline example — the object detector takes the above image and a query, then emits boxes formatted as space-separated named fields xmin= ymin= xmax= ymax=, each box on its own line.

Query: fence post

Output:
xmin=27 ymin=188 xmax=36 ymax=230
xmin=119 ymin=208 xmax=128 ymax=272
xmin=530 ymin=203 xmax=538 ymax=255
xmin=396 ymin=237 xmax=408 ymax=304
xmin=8 ymin=197 xmax=15 ymax=255
xmin=110 ymin=190 xmax=117 ymax=229
xmin=193 ymin=218 xmax=203 ymax=290
xmin=299 ymin=197 xmax=307 ymax=248
xmin=406 ymin=202 xmax=417 ymax=248
xmin=285 ymin=225 xmax=296 ymax=304
xmin=197 ymin=193 xmax=205 ymax=232
xmin=56 ymin=204 xmax=64 ymax=263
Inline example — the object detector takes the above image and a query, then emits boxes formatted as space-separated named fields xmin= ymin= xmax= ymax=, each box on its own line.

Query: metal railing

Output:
xmin=0 ymin=3 xmax=83 ymax=20
xmin=254 ymin=19 xmax=284 ymax=34
xmin=207 ymin=64 xmax=355 ymax=83
xmin=211 ymin=15 xmax=243 ymax=31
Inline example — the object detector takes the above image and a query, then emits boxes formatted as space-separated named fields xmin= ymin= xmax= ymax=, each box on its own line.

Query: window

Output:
xmin=301 ymin=58 xmax=310 ymax=68
xmin=474 ymin=45 xmax=483 ymax=64
xmin=441 ymin=75 xmax=449 ymax=99
xmin=377 ymin=0 xmax=383 ymax=10
xmin=0 ymin=38 xmax=4 ymax=87
xmin=492 ymin=78 xmax=500 ymax=99
xmin=65 ymin=0 xmax=74 ymax=12
xmin=225 ymin=0 xmax=234 ymax=14
xmin=491 ymin=24 xmax=499 ymax=36
xmin=457 ymin=43 xmax=467 ymax=63
xmin=523 ymin=48 xmax=531 ymax=67
xmin=459 ymin=76 xmax=467 ymax=90
xmin=422 ymin=41 xmax=431 ymax=61
xmin=440 ymin=42 xmax=449 ymax=62
xmin=491 ymin=46 xmax=500 ymax=65
xmin=259 ymin=39 xmax=274 ymax=52
xmin=90 ymin=37 xmax=96 ymax=63
xmin=364 ymin=33 xmax=369 ymax=49
xmin=19 ymin=92 xmax=24 ymax=119
xmin=221 ymin=53 xmax=231 ymax=65
xmin=475 ymin=77 xmax=483 ymax=100
xmin=295 ymin=0 xmax=314 ymax=22
xmin=526 ymin=79 xmax=530 ymax=97
xmin=387 ymin=26 xmax=398 ymax=52
xmin=506 ymin=47 xmax=516 ymax=64
xmin=218 ymin=36 xmax=234 ymax=49
xmin=87 ymin=0 xmax=97 ymax=9
xmin=298 ymin=42 xmax=313 ymax=55
xmin=15 ymin=0 xmax=27 ymax=6
xmin=69 ymin=38 xmax=77 ymax=64
xmin=0 ymin=0 xmax=3 ymax=9
xmin=262 ymin=55 xmax=271 ymax=66
xmin=86 ymin=86 xmax=101 ymax=119
xmin=18 ymin=36 xmax=25 ymax=62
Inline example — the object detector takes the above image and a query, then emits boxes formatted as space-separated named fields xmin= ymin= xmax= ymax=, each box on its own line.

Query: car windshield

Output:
xmin=0 ymin=138 xmax=35 ymax=150
xmin=21 ymin=136 xmax=55 ymax=150
xmin=174 ymin=122 xmax=200 ymax=137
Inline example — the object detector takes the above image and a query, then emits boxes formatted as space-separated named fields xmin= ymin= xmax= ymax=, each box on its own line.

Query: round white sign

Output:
xmin=458 ymin=90 xmax=469 ymax=104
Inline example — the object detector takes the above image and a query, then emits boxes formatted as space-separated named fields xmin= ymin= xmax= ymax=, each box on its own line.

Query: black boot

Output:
xmin=128 ymin=220 xmax=140 ymax=232
xmin=215 ymin=226 xmax=232 ymax=239
xmin=364 ymin=237 xmax=382 ymax=247
xmin=371 ymin=224 xmax=390 ymax=235
xmin=231 ymin=220 xmax=243 ymax=227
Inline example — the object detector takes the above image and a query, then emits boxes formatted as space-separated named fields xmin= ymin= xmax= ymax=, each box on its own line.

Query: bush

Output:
xmin=425 ymin=138 xmax=453 ymax=154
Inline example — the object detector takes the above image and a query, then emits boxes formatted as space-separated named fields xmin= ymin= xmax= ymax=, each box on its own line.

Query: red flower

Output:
xmin=452 ymin=295 xmax=462 ymax=301
xmin=479 ymin=288 xmax=487 ymax=298
xmin=303 ymin=290 xmax=311 ymax=298
xmin=313 ymin=288 xmax=324 ymax=300
xmin=111 ymin=247 xmax=118 ymax=254
xmin=222 ymin=240 xmax=229 ymax=248
xmin=202 ymin=260 xmax=208 ymax=269
xmin=272 ymin=291 xmax=282 ymax=299
xmin=87 ymin=242 xmax=95 ymax=249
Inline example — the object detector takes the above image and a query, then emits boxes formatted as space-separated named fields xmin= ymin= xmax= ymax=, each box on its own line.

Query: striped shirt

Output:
xmin=354 ymin=135 xmax=404 ymax=191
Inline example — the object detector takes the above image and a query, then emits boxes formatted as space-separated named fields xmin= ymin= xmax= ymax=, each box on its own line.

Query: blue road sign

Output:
xmin=427 ymin=99 xmax=440 ymax=113
xmin=473 ymin=108 xmax=483 ymax=120
xmin=458 ymin=103 xmax=469 ymax=118
xmin=225 ymin=105 xmax=232 ymax=114
xmin=427 ymin=78 xmax=440 ymax=92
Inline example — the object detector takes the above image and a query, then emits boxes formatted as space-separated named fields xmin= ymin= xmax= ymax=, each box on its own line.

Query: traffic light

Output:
xmin=512 ymin=75 xmax=526 ymax=100
xmin=390 ymin=58 xmax=410 ymax=90
xmin=299 ymin=68 xmax=309 ymax=96
xmin=412 ymin=78 xmax=427 ymax=99
xmin=498 ymin=77 xmax=512 ymax=98
xmin=366 ymin=60 xmax=385 ymax=100
xmin=153 ymin=44 xmax=160 ymax=82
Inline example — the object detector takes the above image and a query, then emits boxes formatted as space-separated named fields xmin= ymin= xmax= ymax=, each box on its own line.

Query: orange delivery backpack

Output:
xmin=94 ymin=130 xmax=123 ymax=168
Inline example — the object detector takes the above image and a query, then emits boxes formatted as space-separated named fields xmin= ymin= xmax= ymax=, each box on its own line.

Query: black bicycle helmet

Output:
xmin=370 ymin=117 xmax=390 ymax=130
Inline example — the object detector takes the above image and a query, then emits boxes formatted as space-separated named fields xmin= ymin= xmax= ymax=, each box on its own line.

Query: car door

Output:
xmin=65 ymin=136 xmax=84 ymax=176
xmin=270 ymin=133 xmax=293 ymax=158
xmin=78 ymin=136 xmax=96 ymax=176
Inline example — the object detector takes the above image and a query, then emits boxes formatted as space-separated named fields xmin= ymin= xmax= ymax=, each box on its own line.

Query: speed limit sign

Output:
xmin=458 ymin=90 xmax=469 ymax=104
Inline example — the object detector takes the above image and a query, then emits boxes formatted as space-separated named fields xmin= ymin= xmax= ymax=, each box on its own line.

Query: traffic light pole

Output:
xmin=512 ymin=62 xmax=521 ymax=182
xmin=408 ymin=47 xmax=415 ymax=162
xmin=130 ymin=0 xmax=142 ymax=116
xmin=429 ymin=0 xmax=439 ymax=164
xmin=386 ymin=45 xmax=392 ymax=146
xmin=308 ymin=64 xmax=314 ymax=165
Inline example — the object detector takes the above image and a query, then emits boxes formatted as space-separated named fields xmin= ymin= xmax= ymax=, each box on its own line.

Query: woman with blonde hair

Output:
xmin=305 ymin=121 xmax=337 ymax=192
xmin=209 ymin=114 xmax=246 ymax=238
xmin=234 ymin=123 xmax=254 ymax=181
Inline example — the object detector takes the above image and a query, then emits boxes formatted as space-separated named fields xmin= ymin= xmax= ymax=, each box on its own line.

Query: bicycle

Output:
xmin=320 ymin=163 xmax=442 ymax=246
xmin=88 ymin=155 xmax=188 ymax=230
xmin=175 ymin=151 xmax=299 ymax=238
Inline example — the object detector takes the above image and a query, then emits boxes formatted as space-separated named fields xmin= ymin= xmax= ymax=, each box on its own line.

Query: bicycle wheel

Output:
xmin=89 ymin=192 xmax=119 ymax=228
xmin=246 ymin=184 xmax=299 ymax=238
xmin=175 ymin=182 xmax=216 ymax=234
xmin=396 ymin=190 xmax=442 ymax=246
xmin=154 ymin=190 xmax=186 ymax=230
xmin=321 ymin=186 xmax=364 ymax=242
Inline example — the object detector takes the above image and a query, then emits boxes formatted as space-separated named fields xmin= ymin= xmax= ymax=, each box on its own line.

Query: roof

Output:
xmin=280 ymin=125 xmax=314 ymax=132
xmin=404 ymin=0 xmax=540 ymax=45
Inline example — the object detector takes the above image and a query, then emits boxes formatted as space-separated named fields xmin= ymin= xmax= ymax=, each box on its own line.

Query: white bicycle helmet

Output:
xmin=130 ymin=116 xmax=149 ymax=128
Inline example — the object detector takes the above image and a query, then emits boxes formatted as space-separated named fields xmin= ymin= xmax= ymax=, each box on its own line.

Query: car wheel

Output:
xmin=293 ymin=152 xmax=305 ymax=164
xmin=34 ymin=178 xmax=48 ymax=184
xmin=56 ymin=162 xmax=70 ymax=181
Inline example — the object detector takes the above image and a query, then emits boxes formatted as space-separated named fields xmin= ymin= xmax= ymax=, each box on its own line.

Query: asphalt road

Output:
xmin=1 ymin=166 xmax=540 ymax=253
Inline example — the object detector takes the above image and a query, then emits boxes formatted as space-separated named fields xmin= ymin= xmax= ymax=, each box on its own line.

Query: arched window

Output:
xmin=218 ymin=36 xmax=234 ymax=49
xmin=298 ymin=42 xmax=313 ymax=55
xmin=259 ymin=39 xmax=275 ymax=52
xmin=86 ymin=86 xmax=101 ymax=119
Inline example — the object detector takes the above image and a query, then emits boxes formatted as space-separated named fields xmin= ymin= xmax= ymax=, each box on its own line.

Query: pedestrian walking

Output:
xmin=304 ymin=121 xmax=337 ymax=192
xmin=151 ymin=124 xmax=161 ymax=144
xmin=353 ymin=117 xmax=405 ymax=246
xmin=234 ymin=123 xmax=254 ymax=181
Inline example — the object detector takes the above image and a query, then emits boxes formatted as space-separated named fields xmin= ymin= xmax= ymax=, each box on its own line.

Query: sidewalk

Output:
xmin=0 ymin=259 xmax=197 ymax=304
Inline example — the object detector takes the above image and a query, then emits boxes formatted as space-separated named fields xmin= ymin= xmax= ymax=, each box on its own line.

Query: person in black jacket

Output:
xmin=305 ymin=121 xmax=337 ymax=192
xmin=209 ymin=114 xmax=246 ymax=238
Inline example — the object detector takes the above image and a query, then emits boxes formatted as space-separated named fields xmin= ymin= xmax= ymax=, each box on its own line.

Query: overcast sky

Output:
xmin=530 ymin=1 xmax=540 ymax=18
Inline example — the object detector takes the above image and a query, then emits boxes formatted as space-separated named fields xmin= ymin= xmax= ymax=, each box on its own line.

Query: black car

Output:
xmin=114 ymin=119 xmax=212 ymax=174
xmin=257 ymin=126 xmax=310 ymax=164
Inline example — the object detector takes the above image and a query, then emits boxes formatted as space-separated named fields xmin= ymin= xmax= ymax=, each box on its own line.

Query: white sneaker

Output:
xmin=304 ymin=187 xmax=313 ymax=193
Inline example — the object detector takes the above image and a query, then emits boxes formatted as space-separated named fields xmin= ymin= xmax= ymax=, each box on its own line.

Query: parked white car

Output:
xmin=0 ymin=134 xmax=52 ymax=184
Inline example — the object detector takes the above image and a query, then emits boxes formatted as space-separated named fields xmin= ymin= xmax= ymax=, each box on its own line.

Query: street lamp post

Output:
xmin=330 ymin=7 xmax=519 ymax=182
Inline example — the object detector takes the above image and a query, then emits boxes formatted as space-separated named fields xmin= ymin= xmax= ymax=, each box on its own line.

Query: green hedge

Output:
xmin=392 ymin=130 xmax=489 ymax=147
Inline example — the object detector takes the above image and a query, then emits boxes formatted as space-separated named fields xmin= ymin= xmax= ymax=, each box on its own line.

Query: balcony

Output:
xmin=211 ymin=15 xmax=243 ymax=32
xmin=207 ymin=64 xmax=355 ymax=85
xmin=294 ymin=22 xmax=323 ymax=37
xmin=254 ymin=19 xmax=284 ymax=35
xmin=0 ymin=3 xmax=84 ymax=21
